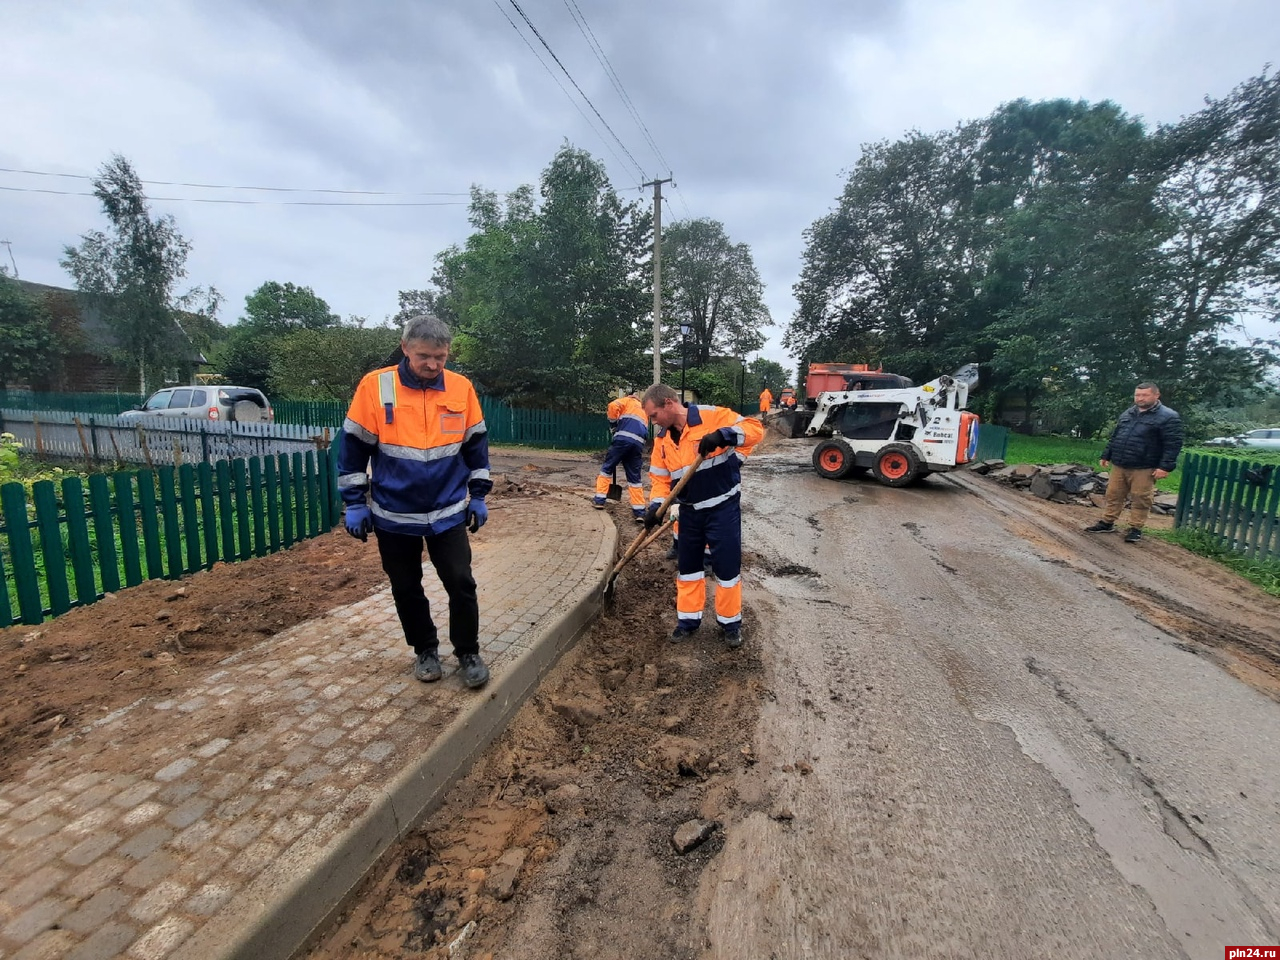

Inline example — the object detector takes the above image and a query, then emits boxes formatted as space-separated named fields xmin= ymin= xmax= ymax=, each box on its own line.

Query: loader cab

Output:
xmin=836 ymin=402 xmax=906 ymax=440
xmin=841 ymin=373 xmax=913 ymax=391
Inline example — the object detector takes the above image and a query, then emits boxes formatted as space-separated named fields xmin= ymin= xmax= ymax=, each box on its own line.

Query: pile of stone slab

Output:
xmin=968 ymin=460 xmax=1178 ymax=514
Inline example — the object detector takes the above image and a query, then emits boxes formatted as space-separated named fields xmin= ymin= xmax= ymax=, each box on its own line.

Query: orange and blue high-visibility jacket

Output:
xmin=606 ymin=395 xmax=649 ymax=447
xmin=649 ymin=405 xmax=763 ymax=511
xmin=338 ymin=360 xmax=491 ymax=537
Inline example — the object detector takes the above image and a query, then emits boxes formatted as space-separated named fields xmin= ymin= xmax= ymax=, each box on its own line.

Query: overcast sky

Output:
xmin=3 ymin=0 xmax=1277 ymax=373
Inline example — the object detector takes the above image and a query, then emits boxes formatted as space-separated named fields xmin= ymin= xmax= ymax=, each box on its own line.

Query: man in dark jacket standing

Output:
xmin=1085 ymin=382 xmax=1184 ymax=543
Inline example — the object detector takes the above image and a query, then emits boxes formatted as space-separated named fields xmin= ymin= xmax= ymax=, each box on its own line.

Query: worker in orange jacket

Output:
xmin=338 ymin=314 xmax=491 ymax=690
xmin=593 ymin=389 xmax=649 ymax=521
xmin=758 ymin=386 xmax=773 ymax=413
xmin=641 ymin=383 xmax=763 ymax=648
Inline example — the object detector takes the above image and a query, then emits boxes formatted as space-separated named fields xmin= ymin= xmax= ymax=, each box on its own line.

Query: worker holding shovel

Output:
xmin=641 ymin=383 xmax=763 ymax=648
xmin=592 ymin=388 xmax=649 ymax=522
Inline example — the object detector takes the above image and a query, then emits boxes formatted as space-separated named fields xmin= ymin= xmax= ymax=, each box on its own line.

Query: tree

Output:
xmin=787 ymin=75 xmax=1280 ymax=435
xmin=747 ymin=357 xmax=791 ymax=396
xmin=1146 ymin=69 xmax=1280 ymax=409
xmin=241 ymin=281 xmax=338 ymax=333
xmin=213 ymin=328 xmax=273 ymax=391
xmin=392 ymin=288 xmax=445 ymax=328
xmin=61 ymin=154 xmax=218 ymax=393
xmin=0 ymin=278 xmax=60 ymax=390
xmin=433 ymin=145 xmax=652 ymax=407
xmin=661 ymin=218 xmax=770 ymax=365
xmin=267 ymin=324 xmax=402 ymax=399
xmin=786 ymin=123 xmax=984 ymax=383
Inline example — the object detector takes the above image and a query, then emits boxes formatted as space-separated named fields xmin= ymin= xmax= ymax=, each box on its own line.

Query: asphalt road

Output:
xmin=703 ymin=445 xmax=1280 ymax=960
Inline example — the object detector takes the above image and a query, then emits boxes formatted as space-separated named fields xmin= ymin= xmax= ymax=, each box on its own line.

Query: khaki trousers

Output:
xmin=1103 ymin=466 xmax=1156 ymax=529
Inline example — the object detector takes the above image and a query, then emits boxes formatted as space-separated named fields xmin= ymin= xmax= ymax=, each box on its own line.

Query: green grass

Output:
xmin=1150 ymin=527 xmax=1280 ymax=598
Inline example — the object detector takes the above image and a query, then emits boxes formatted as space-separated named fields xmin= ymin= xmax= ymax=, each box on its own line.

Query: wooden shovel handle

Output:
xmin=656 ymin=452 xmax=704 ymax=522
xmin=606 ymin=453 xmax=704 ymax=582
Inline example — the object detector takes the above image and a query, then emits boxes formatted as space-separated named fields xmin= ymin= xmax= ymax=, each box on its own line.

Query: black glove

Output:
xmin=643 ymin=503 xmax=663 ymax=531
xmin=698 ymin=429 xmax=731 ymax=457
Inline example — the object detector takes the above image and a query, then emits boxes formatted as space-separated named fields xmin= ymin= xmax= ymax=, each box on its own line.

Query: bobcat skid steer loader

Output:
xmin=806 ymin=364 xmax=981 ymax=487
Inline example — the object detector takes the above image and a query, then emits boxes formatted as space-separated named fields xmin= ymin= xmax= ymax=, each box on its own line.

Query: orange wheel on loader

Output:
xmin=812 ymin=438 xmax=855 ymax=480
xmin=872 ymin=443 xmax=921 ymax=487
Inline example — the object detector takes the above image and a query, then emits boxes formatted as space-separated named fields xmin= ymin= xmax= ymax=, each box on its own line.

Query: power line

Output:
xmin=669 ymin=184 xmax=693 ymax=221
xmin=505 ymin=0 xmax=647 ymax=184
xmin=489 ymin=0 xmax=635 ymax=182
xmin=0 ymin=185 xmax=467 ymax=207
xmin=562 ymin=0 xmax=671 ymax=174
xmin=0 ymin=166 xmax=468 ymax=197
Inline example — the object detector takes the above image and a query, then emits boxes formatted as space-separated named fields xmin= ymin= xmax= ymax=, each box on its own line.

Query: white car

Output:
xmin=1205 ymin=428 xmax=1280 ymax=450
xmin=117 ymin=386 xmax=273 ymax=424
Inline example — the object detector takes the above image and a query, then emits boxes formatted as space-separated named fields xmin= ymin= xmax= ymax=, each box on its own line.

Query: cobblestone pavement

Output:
xmin=0 ymin=494 xmax=615 ymax=960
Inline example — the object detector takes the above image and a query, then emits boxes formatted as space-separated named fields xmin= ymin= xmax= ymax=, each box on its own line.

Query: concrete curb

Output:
xmin=171 ymin=504 xmax=618 ymax=960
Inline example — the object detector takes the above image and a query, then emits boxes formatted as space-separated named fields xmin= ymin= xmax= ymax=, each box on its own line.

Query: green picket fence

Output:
xmin=1174 ymin=453 xmax=1280 ymax=560
xmin=0 ymin=390 xmax=144 ymax=416
xmin=0 ymin=448 xmax=341 ymax=627
xmin=271 ymin=398 xmax=345 ymax=428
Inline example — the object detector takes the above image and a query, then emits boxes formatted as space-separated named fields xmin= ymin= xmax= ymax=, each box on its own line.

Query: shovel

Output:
xmin=604 ymin=453 xmax=704 ymax=596
xmin=606 ymin=466 xmax=622 ymax=501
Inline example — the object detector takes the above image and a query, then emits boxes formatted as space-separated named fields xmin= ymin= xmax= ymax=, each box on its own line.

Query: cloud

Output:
xmin=2 ymin=0 xmax=1277 ymax=373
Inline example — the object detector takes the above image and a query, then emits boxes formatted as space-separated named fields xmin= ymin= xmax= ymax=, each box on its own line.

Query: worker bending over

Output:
xmin=642 ymin=383 xmax=763 ymax=648
xmin=593 ymin=389 xmax=649 ymax=522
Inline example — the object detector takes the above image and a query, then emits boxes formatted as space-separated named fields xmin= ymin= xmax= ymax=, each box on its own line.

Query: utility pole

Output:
xmin=0 ymin=240 xmax=17 ymax=278
xmin=642 ymin=177 xmax=673 ymax=385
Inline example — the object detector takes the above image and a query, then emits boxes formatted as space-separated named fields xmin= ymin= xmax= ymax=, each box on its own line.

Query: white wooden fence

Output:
xmin=0 ymin=409 xmax=334 ymax=468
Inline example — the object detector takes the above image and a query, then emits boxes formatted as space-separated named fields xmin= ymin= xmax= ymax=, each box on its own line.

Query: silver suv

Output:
xmin=118 ymin=386 xmax=273 ymax=424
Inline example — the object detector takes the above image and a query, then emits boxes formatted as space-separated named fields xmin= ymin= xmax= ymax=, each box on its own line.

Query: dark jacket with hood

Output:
xmin=1101 ymin=401 xmax=1184 ymax=471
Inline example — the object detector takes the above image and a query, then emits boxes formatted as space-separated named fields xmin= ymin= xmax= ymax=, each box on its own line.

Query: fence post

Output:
xmin=176 ymin=464 xmax=199 ymax=574
xmin=114 ymin=471 xmax=144 ymax=587
xmin=200 ymin=422 xmax=210 ymax=463
xmin=1 ymin=481 xmax=44 ymax=624
xmin=1174 ymin=455 xmax=1197 ymax=529
xmin=89 ymin=416 xmax=100 ymax=462
xmin=32 ymin=480 xmax=70 ymax=617
xmin=158 ymin=467 xmax=183 ymax=579
xmin=62 ymin=475 xmax=98 ymax=608
xmin=87 ymin=473 xmax=121 ymax=594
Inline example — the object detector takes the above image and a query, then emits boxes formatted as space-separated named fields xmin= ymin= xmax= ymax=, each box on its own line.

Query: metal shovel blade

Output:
xmin=606 ymin=482 xmax=623 ymax=501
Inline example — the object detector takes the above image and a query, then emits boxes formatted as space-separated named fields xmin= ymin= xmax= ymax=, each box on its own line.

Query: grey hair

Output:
xmin=1136 ymin=381 xmax=1160 ymax=393
xmin=401 ymin=314 xmax=452 ymax=347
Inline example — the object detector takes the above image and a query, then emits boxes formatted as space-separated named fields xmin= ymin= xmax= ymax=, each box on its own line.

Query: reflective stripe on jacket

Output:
xmin=649 ymin=405 xmax=763 ymax=511
xmin=337 ymin=360 xmax=492 ymax=536
xmin=606 ymin=395 xmax=649 ymax=447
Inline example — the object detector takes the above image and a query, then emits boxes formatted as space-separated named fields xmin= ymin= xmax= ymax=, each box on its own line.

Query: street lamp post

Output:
xmin=739 ymin=353 xmax=747 ymax=412
xmin=679 ymin=322 xmax=691 ymax=402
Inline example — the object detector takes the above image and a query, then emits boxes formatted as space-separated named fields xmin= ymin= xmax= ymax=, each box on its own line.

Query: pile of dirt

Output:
xmin=306 ymin=510 xmax=768 ymax=960
xmin=0 ymin=531 xmax=388 ymax=782
xmin=0 ymin=471 xmax=559 ymax=783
